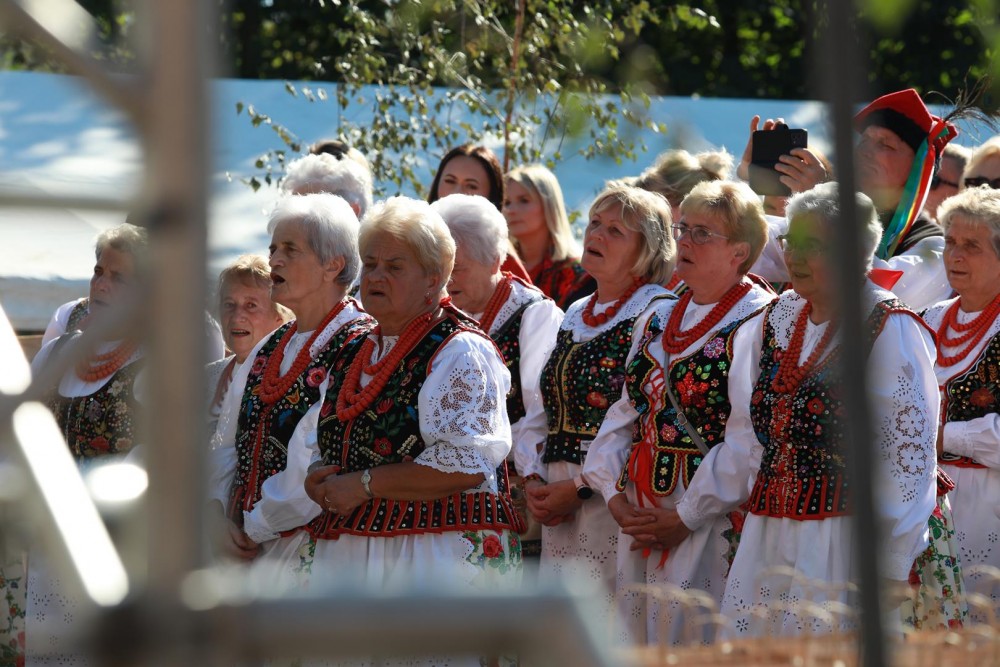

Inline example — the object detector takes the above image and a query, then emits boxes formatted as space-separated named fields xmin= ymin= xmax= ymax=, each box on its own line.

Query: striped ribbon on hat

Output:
xmin=878 ymin=119 xmax=953 ymax=259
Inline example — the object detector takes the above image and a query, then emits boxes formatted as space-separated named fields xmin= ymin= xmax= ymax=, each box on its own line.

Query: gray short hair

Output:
xmin=266 ymin=194 xmax=361 ymax=287
xmin=784 ymin=182 xmax=882 ymax=269
xmin=588 ymin=185 xmax=676 ymax=285
xmin=360 ymin=196 xmax=456 ymax=292
xmin=282 ymin=153 xmax=374 ymax=217
xmin=95 ymin=223 xmax=149 ymax=275
xmin=939 ymin=186 xmax=1000 ymax=257
xmin=962 ymin=137 xmax=1000 ymax=190
xmin=431 ymin=194 xmax=507 ymax=268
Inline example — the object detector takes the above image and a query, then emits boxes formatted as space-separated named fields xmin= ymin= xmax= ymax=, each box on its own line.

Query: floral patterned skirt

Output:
xmin=901 ymin=490 xmax=968 ymax=630
xmin=0 ymin=553 xmax=25 ymax=667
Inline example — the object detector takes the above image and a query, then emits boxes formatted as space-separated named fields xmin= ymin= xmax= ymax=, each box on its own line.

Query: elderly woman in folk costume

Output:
xmin=40 ymin=217 xmax=227 ymax=360
xmin=924 ymin=187 xmax=1000 ymax=609
xmin=301 ymin=197 xmax=520 ymax=666
xmin=747 ymin=89 xmax=960 ymax=311
xmin=631 ymin=149 xmax=734 ymax=295
xmin=207 ymin=194 xmax=372 ymax=570
xmin=432 ymin=193 xmax=564 ymax=558
xmin=207 ymin=254 xmax=292 ymax=434
xmin=26 ymin=223 xmax=149 ymax=664
xmin=708 ymin=183 xmax=940 ymax=637
xmin=519 ymin=185 xmax=675 ymax=616
xmin=580 ymin=180 xmax=775 ymax=645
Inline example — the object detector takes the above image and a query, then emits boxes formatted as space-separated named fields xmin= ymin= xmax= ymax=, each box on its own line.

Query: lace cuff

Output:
xmin=242 ymin=510 xmax=279 ymax=545
xmin=415 ymin=440 xmax=497 ymax=490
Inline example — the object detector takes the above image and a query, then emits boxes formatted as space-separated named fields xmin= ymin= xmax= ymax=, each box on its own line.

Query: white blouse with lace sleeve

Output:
xmin=582 ymin=295 xmax=679 ymax=502
xmin=415 ymin=331 xmax=512 ymax=492
xmin=868 ymin=308 xmax=939 ymax=580
xmin=206 ymin=301 xmax=366 ymax=509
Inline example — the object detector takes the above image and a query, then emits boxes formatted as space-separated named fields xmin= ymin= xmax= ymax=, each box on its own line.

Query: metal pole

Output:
xmin=132 ymin=0 xmax=213 ymax=663
xmin=820 ymin=2 xmax=886 ymax=665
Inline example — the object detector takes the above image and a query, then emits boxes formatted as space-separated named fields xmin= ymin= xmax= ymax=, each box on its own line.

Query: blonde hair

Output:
xmin=680 ymin=181 xmax=769 ymax=274
xmin=962 ymin=136 xmax=1000 ymax=189
xmin=217 ymin=254 xmax=293 ymax=322
xmin=588 ymin=185 xmax=675 ymax=285
xmin=939 ymin=186 xmax=1000 ymax=257
xmin=634 ymin=149 xmax=733 ymax=207
xmin=360 ymin=197 xmax=456 ymax=296
xmin=505 ymin=165 xmax=578 ymax=261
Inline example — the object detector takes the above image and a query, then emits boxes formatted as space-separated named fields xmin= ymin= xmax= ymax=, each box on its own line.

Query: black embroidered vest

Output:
xmin=617 ymin=310 xmax=756 ymax=497
xmin=227 ymin=313 xmax=373 ymax=522
xmin=491 ymin=293 xmax=546 ymax=424
xmin=941 ymin=332 xmax=1000 ymax=469
xmin=46 ymin=355 xmax=143 ymax=461
xmin=541 ymin=304 xmax=660 ymax=466
xmin=308 ymin=308 xmax=521 ymax=539
xmin=746 ymin=298 xmax=899 ymax=520
xmin=67 ymin=299 xmax=90 ymax=331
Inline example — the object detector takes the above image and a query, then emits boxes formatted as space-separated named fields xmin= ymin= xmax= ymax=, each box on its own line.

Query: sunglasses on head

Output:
xmin=964 ymin=176 xmax=1000 ymax=190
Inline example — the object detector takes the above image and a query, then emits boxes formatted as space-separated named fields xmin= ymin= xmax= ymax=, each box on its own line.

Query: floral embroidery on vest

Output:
xmin=308 ymin=309 xmax=521 ymax=539
xmin=746 ymin=299 xmax=898 ymax=520
xmin=540 ymin=317 xmax=635 ymax=465
xmin=616 ymin=312 xmax=750 ymax=496
xmin=941 ymin=332 xmax=1000 ymax=469
xmin=46 ymin=359 xmax=143 ymax=460
xmin=227 ymin=315 xmax=373 ymax=522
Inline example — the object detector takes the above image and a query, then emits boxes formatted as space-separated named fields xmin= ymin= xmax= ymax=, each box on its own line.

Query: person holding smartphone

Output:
xmin=740 ymin=89 xmax=959 ymax=312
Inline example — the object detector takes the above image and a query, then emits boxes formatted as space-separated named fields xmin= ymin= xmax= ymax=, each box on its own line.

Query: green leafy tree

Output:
xmin=234 ymin=0 xmax=667 ymax=195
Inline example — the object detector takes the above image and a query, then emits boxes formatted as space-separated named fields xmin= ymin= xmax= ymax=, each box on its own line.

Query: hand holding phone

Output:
xmin=749 ymin=123 xmax=808 ymax=196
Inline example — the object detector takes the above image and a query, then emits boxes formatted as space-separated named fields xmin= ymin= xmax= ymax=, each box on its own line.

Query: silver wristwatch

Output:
xmin=361 ymin=468 xmax=374 ymax=498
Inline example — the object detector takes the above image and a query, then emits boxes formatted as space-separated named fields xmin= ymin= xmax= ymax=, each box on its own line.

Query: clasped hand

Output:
xmin=305 ymin=464 xmax=368 ymax=517
xmin=607 ymin=494 xmax=691 ymax=552
xmin=524 ymin=479 xmax=581 ymax=526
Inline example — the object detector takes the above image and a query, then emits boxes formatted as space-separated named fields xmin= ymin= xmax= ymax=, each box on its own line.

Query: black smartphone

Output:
xmin=749 ymin=124 xmax=808 ymax=197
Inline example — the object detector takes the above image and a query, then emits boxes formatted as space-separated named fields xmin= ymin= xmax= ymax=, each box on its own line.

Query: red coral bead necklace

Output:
xmin=771 ymin=301 xmax=838 ymax=394
xmin=477 ymin=272 xmax=514 ymax=333
xmin=76 ymin=340 xmax=139 ymax=382
xmin=258 ymin=299 xmax=348 ymax=404
xmin=336 ymin=308 xmax=440 ymax=421
xmin=936 ymin=294 xmax=1000 ymax=368
xmin=581 ymin=277 xmax=646 ymax=327
xmin=662 ymin=280 xmax=751 ymax=354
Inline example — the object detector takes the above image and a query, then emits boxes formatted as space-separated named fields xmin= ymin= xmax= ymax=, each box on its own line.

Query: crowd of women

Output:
xmin=17 ymin=86 xmax=1000 ymax=664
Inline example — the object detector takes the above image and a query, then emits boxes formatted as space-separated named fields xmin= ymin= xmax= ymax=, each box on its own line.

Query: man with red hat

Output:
xmin=747 ymin=89 xmax=958 ymax=311
xmin=851 ymin=87 xmax=958 ymax=310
